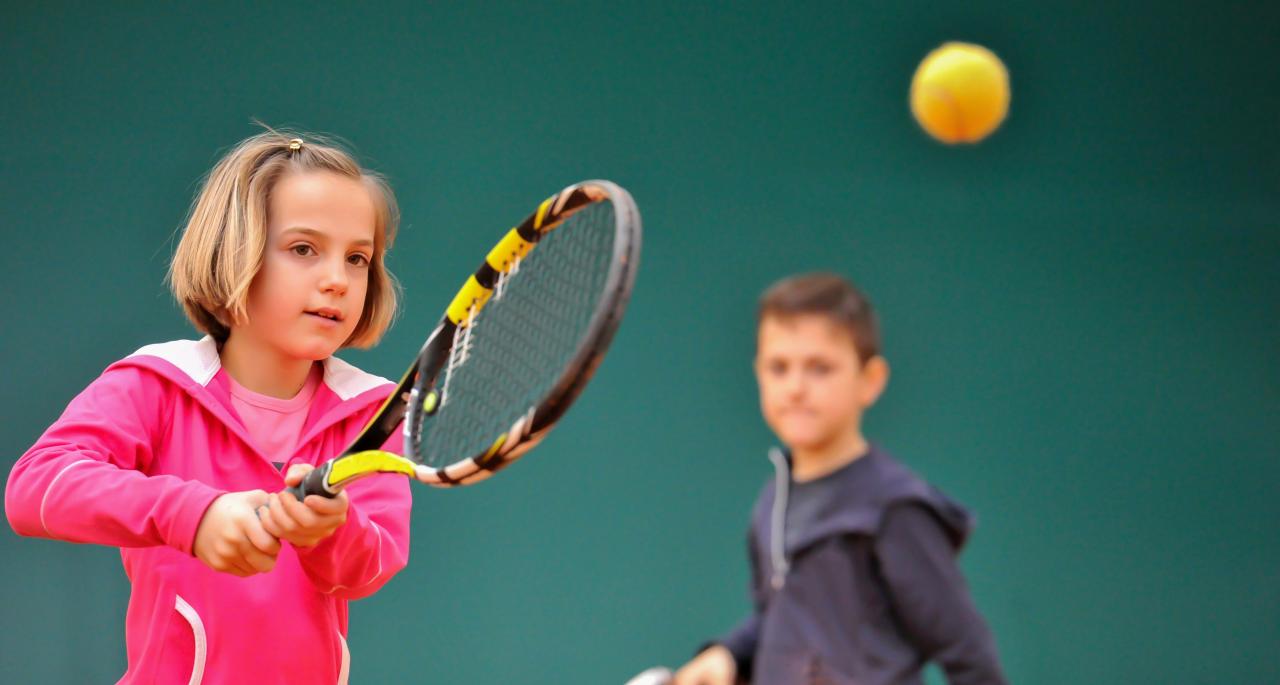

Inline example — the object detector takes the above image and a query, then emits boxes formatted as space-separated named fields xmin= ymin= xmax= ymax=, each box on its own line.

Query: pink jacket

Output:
xmin=5 ymin=338 xmax=412 ymax=684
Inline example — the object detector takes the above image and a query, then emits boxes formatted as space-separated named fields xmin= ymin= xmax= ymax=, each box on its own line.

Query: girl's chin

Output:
xmin=284 ymin=344 xmax=341 ymax=361
xmin=289 ymin=334 xmax=351 ymax=359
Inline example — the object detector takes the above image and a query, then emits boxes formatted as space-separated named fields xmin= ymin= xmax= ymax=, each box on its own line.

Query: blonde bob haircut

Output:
xmin=169 ymin=130 xmax=399 ymax=349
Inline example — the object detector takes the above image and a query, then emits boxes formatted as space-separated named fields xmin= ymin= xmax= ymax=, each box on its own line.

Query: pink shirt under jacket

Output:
xmin=5 ymin=337 xmax=412 ymax=685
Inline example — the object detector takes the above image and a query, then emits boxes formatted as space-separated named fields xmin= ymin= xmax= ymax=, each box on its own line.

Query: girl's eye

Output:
xmin=348 ymin=253 xmax=371 ymax=267
xmin=291 ymin=244 xmax=315 ymax=257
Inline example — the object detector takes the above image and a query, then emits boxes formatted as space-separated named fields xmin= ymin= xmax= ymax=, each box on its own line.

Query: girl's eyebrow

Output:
xmin=280 ymin=226 xmax=374 ymax=248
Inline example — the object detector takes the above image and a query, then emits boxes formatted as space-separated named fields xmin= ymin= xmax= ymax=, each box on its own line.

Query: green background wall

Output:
xmin=3 ymin=2 xmax=1276 ymax=682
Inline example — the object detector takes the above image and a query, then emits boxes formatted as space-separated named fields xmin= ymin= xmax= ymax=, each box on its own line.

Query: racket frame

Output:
xmin=289 ymin=180 xmax=639 ymax=498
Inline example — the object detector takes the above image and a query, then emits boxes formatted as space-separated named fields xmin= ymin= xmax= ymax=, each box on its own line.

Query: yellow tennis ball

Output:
xmin=910 ymin=42 xmax=1010 ymax=144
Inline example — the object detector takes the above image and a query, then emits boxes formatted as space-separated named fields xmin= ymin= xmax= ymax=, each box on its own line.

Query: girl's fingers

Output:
xmin=303 ymin=490 xmax=348 ymax=516
xmin=283 ymin=463 xmax=314 ymax=487
xmin=280 ymin=491 xmax=320 ymax=528
xmin=227 ymin=556 xmax=255 ymax=577
xmin=259 ymin=494 xmax=289 ymax=536
xmin=241 ymin=545 xmax=277 ymax=574
xmin=244 ymin=516 xmax=281 ymax=556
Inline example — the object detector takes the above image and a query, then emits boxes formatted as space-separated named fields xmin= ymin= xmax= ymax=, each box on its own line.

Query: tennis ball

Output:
xmin=910 ymin=42 xmax=1010 ymax=144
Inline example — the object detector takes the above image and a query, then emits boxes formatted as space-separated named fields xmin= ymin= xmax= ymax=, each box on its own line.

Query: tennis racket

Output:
xmin=288 ymin=180 xmax=640 ymax=498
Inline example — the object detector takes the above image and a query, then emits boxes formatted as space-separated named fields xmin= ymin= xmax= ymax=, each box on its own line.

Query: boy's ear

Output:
xmin=859 ymin=355 xmax=890 ymax=407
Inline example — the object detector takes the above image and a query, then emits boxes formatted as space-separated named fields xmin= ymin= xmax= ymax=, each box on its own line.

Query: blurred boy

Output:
xmin=674 ymin=273 xmax=1006 ymax=685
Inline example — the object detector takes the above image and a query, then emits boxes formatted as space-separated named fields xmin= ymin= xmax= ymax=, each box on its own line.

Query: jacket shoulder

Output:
xmin=123 ymin=337 xmax=221 ymax=386
xmin=774 ymin=447 xmax=975 ymax=552
xmin=322 ymin=355 xmax=393 ymax=401
xmin=858 ymin=449 xmax=974 ymax=549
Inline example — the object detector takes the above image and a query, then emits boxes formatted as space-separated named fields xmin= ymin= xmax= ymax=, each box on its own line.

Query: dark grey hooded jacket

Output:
xmin=715 ymin=446 xmax=1007 ymax=685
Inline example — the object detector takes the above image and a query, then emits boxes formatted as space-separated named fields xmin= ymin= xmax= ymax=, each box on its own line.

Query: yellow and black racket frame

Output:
xmin=288 ymin=180 xmax=640 ymax=498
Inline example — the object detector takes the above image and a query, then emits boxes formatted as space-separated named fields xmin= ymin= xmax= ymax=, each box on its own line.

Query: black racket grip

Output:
xmin=286 ymin=463 xmax=336 ymax=500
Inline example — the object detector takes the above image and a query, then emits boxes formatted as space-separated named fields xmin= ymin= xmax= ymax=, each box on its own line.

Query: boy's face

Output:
xmin=754 ymin=313 xmax=888 ymax=455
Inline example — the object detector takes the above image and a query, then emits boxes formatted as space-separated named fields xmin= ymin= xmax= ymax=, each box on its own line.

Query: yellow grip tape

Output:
xmin=328 ymin=450 xmax=417 ymax=486
xmin=485 ymin=228 xmax=534 ymax=273
xmin=446 ymin=274 xmax=494 ymax=326
xmin=533 ymin=197 xmax=553 ymax=230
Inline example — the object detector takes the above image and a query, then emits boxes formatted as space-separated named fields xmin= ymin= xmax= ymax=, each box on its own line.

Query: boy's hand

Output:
xmin=259 ymin=464 xmax=350 ymax=548
xmin=673 ymin=645 xmax=736 ymax=685
xmin=193 ymin=490 xmax=281 ymax=577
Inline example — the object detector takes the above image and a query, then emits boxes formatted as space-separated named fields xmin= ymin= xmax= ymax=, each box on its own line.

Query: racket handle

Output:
xmin=624 ymin=667 xmax=672 ymax=685
xmin=286 ymin=462 xmax=337 ymax=500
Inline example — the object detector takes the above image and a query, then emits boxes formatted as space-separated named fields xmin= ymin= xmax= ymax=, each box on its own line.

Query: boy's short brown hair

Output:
xmin=169 ymin=129 xmax=400 ymax=348
xmin=757 ymin=273 xmax=881 ymax=363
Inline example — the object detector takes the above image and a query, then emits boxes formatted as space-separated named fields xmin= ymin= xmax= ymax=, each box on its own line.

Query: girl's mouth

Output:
xmin=306 ymin=309 xmax=343 ymax=323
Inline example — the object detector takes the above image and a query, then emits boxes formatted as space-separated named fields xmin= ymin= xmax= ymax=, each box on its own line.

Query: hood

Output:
xmin=113 ymin=337 xmax=394 ymax=461
xmin=756 ymin=444 xmax=974 ymax=559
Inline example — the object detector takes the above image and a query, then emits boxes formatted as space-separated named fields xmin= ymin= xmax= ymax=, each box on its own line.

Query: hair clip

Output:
xmin=288 ymin=138 xmax=304 ymax=152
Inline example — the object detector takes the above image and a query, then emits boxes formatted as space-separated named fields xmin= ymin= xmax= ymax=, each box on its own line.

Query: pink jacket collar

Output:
xmin=117 ymin=337 xmax=394 ymax=464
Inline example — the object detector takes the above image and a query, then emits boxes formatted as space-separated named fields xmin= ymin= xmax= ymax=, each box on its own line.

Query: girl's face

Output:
xmin=238 ymin=170 xmax=377 ymax=362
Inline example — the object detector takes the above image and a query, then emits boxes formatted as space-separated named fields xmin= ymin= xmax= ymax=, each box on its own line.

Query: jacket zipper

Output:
xmin=767 ymin=447 xmax=790 ymax=590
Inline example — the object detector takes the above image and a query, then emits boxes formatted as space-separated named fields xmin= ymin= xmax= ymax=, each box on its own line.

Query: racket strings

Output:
xmin=441 ymin=247 xmax=527 ymax=410
xmin=492 ymin=253 xmax=524 ymax=302
xmin=439 ymin=302 xmax=480 ymax=409
xmin=413 ymin=201 xmax=618 ymax=467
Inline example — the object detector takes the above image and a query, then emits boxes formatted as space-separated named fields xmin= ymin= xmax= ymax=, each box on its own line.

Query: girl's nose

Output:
xmin=319 ymin=258 xmax=349 ymax=294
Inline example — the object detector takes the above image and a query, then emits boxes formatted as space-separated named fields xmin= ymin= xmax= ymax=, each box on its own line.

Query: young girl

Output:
xmin=5 ymin=131 xmax=412 ymax=684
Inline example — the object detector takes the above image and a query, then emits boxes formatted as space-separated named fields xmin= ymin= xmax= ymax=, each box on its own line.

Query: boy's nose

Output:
xmin=783 ymin=375 xmax=807 ymax=397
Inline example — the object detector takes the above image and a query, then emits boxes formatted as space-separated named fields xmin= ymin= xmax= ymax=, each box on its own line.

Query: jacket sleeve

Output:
xmin=5 ymin=366 xmax=222 ymax=554
xmin=711 ymin=524 xmax=764 ymax=679
xmin=875 ymin=503 xmax=1008 ymax=685
xmin=293 ymin=423 xmax=412 ymax=600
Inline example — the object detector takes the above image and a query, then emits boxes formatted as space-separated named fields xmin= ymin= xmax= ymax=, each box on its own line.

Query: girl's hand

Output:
xmin=260 ymin=464 xmax=350 ymax=548
xmin=193 ymin=490 xmax=281 ymax=577
xmin=673 ymin=645 xmax=737 ymax=685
